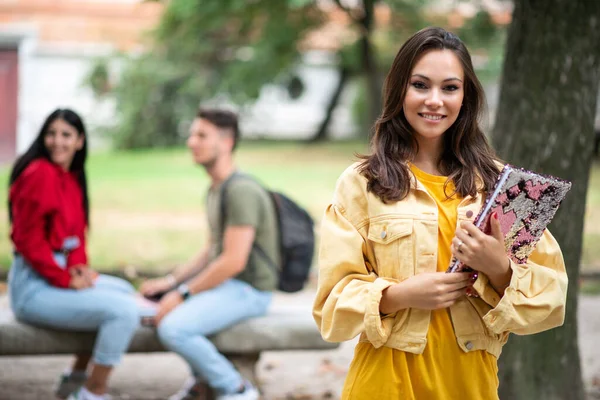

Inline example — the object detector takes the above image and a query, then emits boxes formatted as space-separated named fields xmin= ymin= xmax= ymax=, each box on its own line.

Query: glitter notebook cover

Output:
xmin=447 ymin=164 xmax=572 ymax=273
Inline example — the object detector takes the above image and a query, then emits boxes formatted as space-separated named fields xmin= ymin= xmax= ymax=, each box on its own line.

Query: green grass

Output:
xmin=4 ymin=141 xmax=600 ymax=277
xmin=0 ymin=141 xmax=367 ymax=273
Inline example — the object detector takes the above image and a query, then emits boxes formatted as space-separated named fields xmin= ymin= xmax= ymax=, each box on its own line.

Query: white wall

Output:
xmin=10 ymin=40 xmax=358 ymax=152
xmin=17 ymin=46 xmax=118 ymax=152
xmin=241 ymin=51 xmax=359 ymax=140
xmin=1 ymin=25 xmax=118 ymax=154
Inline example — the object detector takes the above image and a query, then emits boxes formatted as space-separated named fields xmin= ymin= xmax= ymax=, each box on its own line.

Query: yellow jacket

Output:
xmin=313 ymin=163 xmax=568 ymax=357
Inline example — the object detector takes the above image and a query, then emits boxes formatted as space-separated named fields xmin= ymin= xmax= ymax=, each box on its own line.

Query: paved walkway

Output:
xmin=1 ymin=292 xmax=600 ymax=399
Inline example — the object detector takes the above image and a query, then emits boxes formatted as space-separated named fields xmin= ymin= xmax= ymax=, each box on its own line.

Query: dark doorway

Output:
xmin=0 ymin=49 xmax=18 ymax=165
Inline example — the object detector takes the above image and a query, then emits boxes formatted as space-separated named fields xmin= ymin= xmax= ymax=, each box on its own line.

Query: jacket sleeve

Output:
xmin=312 ymin=167 xmax=406 ymax=347
xmin=10 ymin=162 xmax=72 ymax=288
xmin=477 ymin=229 xmax=568 ymax=335
xmin=68 ymin=232 xmax=88 ymax=267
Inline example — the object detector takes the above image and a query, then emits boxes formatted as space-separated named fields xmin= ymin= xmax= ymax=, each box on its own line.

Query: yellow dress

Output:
xmin=342 ymin=165 xmax=499 ymax=400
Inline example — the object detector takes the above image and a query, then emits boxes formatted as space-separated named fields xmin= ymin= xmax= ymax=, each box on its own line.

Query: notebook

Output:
xmin=447 ymin=164 xmax=572 ymax=273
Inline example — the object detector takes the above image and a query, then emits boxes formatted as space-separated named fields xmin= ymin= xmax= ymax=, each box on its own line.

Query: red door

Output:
xmin=0 ymin=49 xmax=18 ymax=165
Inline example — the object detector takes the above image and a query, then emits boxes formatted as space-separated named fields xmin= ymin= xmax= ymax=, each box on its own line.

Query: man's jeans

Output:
xmin=157 ymin=279 xmax=272 ymax=395
xmin=9 ymin=254 xmax=140 ymax=366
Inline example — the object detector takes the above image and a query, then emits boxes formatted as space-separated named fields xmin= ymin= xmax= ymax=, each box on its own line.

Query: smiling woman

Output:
xmin=403 ymin=50 xmax=464 ymax=143
xmin=6 ymin=109 xmax=143 ymax=400
xmin=313 ymin=27 xmax=568 ymax=400
xmin=43 ymin=118 xmax=85 ymax=172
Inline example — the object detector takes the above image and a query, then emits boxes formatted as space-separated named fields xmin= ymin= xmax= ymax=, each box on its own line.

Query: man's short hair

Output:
xmin=197 ymin=108 xmax=240 ymax=151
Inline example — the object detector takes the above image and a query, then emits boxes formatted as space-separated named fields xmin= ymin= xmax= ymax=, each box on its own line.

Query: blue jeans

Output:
xmin=157 ymin=279 xmax=272 ymax=395
xmin=8 ymin=254 xmax=140 ymax=366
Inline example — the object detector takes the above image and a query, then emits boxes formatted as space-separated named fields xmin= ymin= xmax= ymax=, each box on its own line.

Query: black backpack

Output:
xmin=220 ymin=173 xmax=315 ymax=292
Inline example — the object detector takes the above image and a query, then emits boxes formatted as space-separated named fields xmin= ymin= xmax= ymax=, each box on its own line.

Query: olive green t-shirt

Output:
xmin=206 ymin=173 xmax=279 ymax=291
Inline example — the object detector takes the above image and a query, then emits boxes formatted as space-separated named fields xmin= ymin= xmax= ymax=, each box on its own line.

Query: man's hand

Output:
xmin=380 ymin=272 xmax=472 ymax=314
xmin=140 ymin=275 xmax=176 ymax=297
xmin=154 ymin=290 xmax=183 ymax=325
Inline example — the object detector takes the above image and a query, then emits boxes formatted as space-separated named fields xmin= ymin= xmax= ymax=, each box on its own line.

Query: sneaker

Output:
xmin=54 ymin=371 xmax=87 ymax=399
xmin=215 ymin=380 xmax=259 ymax=400
xmin=66 ymin=387 xmax=112 ymax=400
xmin=168 ymin=377 xmax=210 ymax=400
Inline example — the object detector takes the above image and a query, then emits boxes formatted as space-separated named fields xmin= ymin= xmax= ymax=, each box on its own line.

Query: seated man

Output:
xmin=140 ymin=108 xmax=279 ymax=400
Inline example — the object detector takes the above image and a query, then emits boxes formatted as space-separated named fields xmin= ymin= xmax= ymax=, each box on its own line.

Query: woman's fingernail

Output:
xmin=493 ymin=212 xmax=498 ymax=220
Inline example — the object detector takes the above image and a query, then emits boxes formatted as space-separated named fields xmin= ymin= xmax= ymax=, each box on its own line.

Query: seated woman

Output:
xmin=8 ymin=108 xmax=140 ymax=400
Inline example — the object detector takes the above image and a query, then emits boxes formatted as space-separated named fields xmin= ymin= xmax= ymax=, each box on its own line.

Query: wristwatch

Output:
xmin=176 ymin=283 xmax=191 ymax=301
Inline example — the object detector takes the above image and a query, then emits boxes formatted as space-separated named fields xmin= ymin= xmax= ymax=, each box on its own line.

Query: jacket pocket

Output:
xmin=367 ymin=217 xmax=414 ymax=280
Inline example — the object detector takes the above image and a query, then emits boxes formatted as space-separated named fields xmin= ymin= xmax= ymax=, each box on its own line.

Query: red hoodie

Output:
xmin=10 ymin=158 xmax=88 ymax=288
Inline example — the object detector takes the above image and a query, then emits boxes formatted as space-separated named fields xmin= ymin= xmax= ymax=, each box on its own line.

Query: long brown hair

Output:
xmin=359 ymin=27 xmax=500 ymax=202
xmin=9 ymin=108 xmax=89 ymax=225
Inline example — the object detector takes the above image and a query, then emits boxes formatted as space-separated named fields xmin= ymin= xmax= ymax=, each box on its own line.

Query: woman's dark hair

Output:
xmin=358 ymin=26 xmax=500 ymax=202
xmin=9 ymin=108 xmax=89 ymax=224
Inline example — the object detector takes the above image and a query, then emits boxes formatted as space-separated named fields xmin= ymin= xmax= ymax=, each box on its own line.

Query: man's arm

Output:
xmin=139 ymin=244 xmax=211 ymax=296
xmin=185 ymin=225 xmax=255 ymax=294
xmin=169 ymin=245 xmax=212 ymax=284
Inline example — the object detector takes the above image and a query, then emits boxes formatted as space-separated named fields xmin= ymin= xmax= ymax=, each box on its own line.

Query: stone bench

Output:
xmin=0 ymin=297 xmax=337 ymax=398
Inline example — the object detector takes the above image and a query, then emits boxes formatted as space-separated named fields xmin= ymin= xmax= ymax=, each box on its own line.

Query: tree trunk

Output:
xmin=359 ymin=0 xmax=381 ymax=132
xmin=491 ymin=1 xmax=600 ymax=399
xmin=311 ymin=67 xmax=350 ymax=142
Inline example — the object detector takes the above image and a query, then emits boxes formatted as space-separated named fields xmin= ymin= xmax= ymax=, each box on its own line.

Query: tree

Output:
xmin=109 ymin=0 xmax=323 ymax=148
xmin=107 ymin=0 xmax=504 ymax=147
xmin=491 ymin=1 xmax=600 ymax=399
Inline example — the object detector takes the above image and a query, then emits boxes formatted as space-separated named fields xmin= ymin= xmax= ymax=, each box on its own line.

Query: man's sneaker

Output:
xmin=215 ymin=380 xmax=259 ymax=400
xmin=66 ymin=387 xmax=113 ymax=400
xmin=54 ymin=371 xmax=87 ymax=399
xmin=168 ymin=377 xmax=210 ymax=400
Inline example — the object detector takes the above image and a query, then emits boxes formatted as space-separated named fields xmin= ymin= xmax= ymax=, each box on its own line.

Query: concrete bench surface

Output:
xmin=0 ymin=298 xmax=337 ymax=356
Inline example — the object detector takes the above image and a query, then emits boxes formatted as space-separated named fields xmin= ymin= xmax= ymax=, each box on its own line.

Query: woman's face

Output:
xmin=403 ymin=49 xmax=465 ymax=146
xmin=43 ymin=118 xmax=84 ymax=171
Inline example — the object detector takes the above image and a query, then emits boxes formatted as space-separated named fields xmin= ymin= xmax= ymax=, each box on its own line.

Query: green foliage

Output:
xmin=350 ymin=76 xmax=370 ymax=135
xmin=106 ymin=0 xmax=323 ymax=149
xmin=109 ymin=54 xmax=205 ymax=148
xmin=102 ymin=0 xmax=506 ymax=148
xmin=83 ymin=58 xmax=111 ymax=98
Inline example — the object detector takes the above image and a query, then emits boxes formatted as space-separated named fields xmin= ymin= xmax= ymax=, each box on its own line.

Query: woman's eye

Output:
xmin=411 ymin=81 xmax=427 ymax=89
xmin=444 ymin=85 xmax=459 ymax=92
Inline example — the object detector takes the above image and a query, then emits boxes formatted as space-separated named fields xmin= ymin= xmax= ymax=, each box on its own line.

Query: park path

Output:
xmin=1 ymin=291 xmax=599 ymax=400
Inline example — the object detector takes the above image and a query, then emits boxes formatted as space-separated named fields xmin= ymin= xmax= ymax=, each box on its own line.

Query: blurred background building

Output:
xmin=0 ymin=0 xmax=516 ymax=164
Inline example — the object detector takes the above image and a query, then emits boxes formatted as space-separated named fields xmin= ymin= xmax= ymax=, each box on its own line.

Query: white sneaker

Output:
xmin=168 ymin=377 xmax=209 ymax=400
xmin=66 ymin=387 xmax=112 ymax=400
xmin=54 ymin=371 xmax=87 ymax=399
xmin=215 ymin=381 xmax=259 ymax=400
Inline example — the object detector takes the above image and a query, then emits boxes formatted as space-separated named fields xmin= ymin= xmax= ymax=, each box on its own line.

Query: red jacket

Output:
xmin=10 ymin=158 xmax=88 ymax=288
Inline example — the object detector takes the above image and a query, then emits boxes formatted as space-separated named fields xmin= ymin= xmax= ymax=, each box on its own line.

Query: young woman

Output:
xmin=8 ymin=109 xmax=140 ymax=400
xmin=313 ymin=27 xmax=568 ymax=399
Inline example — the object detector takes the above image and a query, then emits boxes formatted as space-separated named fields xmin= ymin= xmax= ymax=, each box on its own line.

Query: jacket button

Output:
xmin=381 ymin=230 xmax=387 ymax=239
xmin=465 ymin=341 xmax=474 ymax=350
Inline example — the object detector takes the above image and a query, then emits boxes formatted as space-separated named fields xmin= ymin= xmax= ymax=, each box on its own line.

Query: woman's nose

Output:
xmin=425 ymin=90 xmax=443 ymax=107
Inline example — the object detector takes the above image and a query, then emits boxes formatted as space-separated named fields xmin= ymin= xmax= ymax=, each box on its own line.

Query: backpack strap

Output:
xmin=219 ymin=173 xmax=279 ymax=275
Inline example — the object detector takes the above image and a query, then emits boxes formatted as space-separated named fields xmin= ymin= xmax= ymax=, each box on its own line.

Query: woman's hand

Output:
xmin=70 ymin=265 xmax=97 ymax=287
xmin=380 ymin=272 xmax=472 ymax=314
xmin=68 ymin=267 xmax=94 ymax=290
xmin=140 ymin=275 xmax=176 ymax=297
xmin=451 ymin=213 xmax=512 ymax=293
